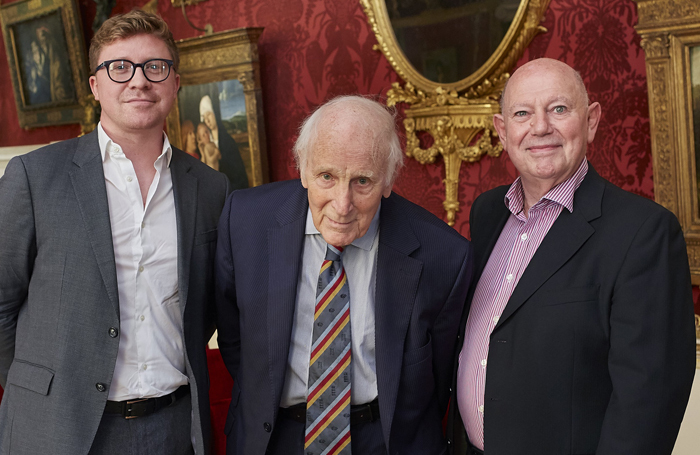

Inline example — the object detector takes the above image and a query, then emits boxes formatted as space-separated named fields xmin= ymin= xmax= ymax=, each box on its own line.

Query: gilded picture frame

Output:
xmin=0 ymin=0 xmax=90 ymax=129
xmin=166 ymin=28 xmax=268 ymax=189
xmin=634 ymin=0 xmax=700 ymax=284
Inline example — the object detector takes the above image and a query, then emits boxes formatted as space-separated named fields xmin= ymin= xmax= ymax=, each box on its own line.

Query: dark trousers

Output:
xmin=88 ymin=393 xmax=194 ymax=455
xmin=266 ymin=409 xmax=386 ymax=455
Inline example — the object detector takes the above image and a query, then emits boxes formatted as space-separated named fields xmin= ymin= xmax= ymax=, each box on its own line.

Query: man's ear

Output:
xmin=586 ymin=102 xmax=602 ymax=144
xmin=89 ymin=75 xmax=99 ymax=101
xmin=493 ymin=113 xmax=506 ymax=145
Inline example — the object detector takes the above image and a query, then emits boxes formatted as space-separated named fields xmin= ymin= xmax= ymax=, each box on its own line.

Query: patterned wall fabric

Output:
xmin=0 ymin=0 xmax=693 ymax=310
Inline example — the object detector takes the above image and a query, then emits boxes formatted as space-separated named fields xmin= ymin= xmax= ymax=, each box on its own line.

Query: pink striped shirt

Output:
xmin=456 ymin=159 xmax=588 ymax=450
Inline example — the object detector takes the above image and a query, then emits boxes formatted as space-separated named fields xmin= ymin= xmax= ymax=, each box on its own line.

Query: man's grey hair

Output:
xmin=499 ymin=65 xmax=590 ymax=112
xmin=293 ymin=95 xmax=404 ymax=186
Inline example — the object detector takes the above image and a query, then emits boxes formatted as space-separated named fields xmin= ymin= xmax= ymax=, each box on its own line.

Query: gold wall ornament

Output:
xmin=170 ymin=0 xmax=213 ymax=35
xmin=361 ymin=0 xmax=550 ymax=225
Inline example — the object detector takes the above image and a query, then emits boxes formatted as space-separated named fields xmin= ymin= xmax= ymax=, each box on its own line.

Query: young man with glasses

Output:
xmin=0 ymin=9 xmax=229 ymax=455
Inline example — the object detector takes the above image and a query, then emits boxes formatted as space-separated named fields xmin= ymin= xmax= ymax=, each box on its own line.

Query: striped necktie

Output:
xmin=305 ymin=244 xmax=352 ymax=455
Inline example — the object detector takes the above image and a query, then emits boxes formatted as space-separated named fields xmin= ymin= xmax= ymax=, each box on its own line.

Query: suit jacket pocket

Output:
xmin=195 ymin=229 xmax=218 ymax=246
xmin=537 ymin=285 xmax=599 ymax=307
xmin=7 ymin=360 xmax=54 ymax=395
xmin=403 ymin=335 xmax=432 ymax=367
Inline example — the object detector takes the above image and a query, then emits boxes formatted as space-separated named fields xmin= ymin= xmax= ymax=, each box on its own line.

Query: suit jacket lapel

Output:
xmin=497 ymin=167 xmax=604 ymax=327
xmin=374 ymin=195 xmax=422 ymax=447
xmin=69 ymin=131 xmax=119 ymax=317
xmin=267 ymin=183 xmax=308 ymax=410
xmin=170 ymin=150 xmax=197 ymax=317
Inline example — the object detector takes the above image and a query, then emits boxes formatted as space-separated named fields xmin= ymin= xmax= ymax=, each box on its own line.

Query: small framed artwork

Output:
xmin=166 ymin=28 xmax=269 ymax=190
xmin=0 ymin=0 xmax=90 ymax=129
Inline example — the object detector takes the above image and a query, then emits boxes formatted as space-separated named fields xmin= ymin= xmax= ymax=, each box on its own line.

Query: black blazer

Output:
xmin=447 ymin=165 xmax=695 ymax=455
xmin=215 ymin=180 xmax=473 ymax=455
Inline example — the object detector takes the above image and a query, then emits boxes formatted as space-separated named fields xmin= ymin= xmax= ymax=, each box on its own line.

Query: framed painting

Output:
xmin=635 ymin=0 xmax=700 ymax=283
xmin=166 ymin=28 xmax=268 ymax=190
xmin=0 ymin=0 xmax=90 ymax=129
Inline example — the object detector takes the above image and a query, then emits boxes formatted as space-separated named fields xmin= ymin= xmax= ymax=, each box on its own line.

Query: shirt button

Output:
xmin=126 ymin=176 xmax=133 ymax=182
xmin=141 ymin=221 xmax=145 ymax=229
xmin=263 ymin=422 xmax=272 ymax=432
xmin=96 ymin=383 xmax=106 ymax=392
xmin=140 ymin=315 xmax=145 ymax=321
xmin=142 ymin=364 xmax=147 ymax=370
xmin=108 ymin=327 xmax=118 ymax=338
xmin=138 ymin=266 xmax=144 ymax=273
xmin=481 ymin=359 xmax=487 ymax=366
xmin=521 ymin=233 xmax=528 ymax=241
xmin=493 ymin=316 xmax=500 ymax=323
xmin=506 ymin=273 xmax=513 ymax=282
xmin=478 ymin=405 xmax=484 ymax=413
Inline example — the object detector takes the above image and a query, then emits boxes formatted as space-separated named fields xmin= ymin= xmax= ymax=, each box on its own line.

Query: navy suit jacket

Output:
xmin=215 ymin=179 xmax=473 ymax=455
xmin=446 ymin=165 xmax=696 ymax=455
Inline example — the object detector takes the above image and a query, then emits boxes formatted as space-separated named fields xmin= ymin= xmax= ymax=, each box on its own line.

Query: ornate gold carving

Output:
xmin=634 ymin=0 xmax=700 ymax=286
xmin=639 ymin=33 xmax=670 ymax=59
xmin=361 ymin=0 xmax=550 ymax=224
xmin=79 ymin=94 xmax=100 ymax=136
xmin=636 ymin=0 xmax=700 ymax=24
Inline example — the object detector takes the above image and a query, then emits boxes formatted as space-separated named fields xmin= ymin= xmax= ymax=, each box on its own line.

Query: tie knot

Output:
xmin=325 ymin=244 xmax=344 ymax=262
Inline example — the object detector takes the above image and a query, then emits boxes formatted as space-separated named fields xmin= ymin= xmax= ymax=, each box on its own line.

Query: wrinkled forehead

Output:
xmin=504 ymin=61 xmax=587 ymax=108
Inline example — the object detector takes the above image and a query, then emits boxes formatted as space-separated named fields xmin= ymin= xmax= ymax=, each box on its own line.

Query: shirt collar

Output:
xmin=504 ymin=158 xmax=588 ymax=215
xmin=97 ymin=122 xmax=172 ymax=167
xmin=304 ymin=203 xmax=381 ymax=251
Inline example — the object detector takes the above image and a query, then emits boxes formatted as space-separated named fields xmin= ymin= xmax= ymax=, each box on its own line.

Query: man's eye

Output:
xmin=321 ymin=174 xmax=331 ymax=181
xmin=514 ymin=111 xmax=527 ymax=117
xmin=358 ymin=178 xmax=368 ymax=185
xmin=554 ymin=106 xmax=566 ymax=113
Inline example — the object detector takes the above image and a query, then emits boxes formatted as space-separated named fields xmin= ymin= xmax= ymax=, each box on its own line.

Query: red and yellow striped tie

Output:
xmin=305 ymin=244 xmax=352 ymax=455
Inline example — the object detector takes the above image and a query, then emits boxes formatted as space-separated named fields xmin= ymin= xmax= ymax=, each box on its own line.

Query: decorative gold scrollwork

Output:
xmin=361 ymin=0 xmax=551 ymax=225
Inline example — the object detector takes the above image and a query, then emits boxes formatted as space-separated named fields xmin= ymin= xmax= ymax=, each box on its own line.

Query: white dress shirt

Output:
xmin=98 ymin=124 xmax=188 ymax=401
xmin=280 ymin=207 xmax=381 ymax=407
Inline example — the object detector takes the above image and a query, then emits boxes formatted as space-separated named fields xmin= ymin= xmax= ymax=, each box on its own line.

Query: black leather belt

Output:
xmin=279 ymin=398 xmax=380 ymax=426
xmin=104 ymin=385 xmax=190 ymax=419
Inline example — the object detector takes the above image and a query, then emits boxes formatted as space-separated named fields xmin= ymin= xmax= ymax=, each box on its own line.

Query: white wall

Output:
xmin=673 ymin=365 xmax=700 ymax=454
xmin=0 ymin=144 xmax=48 ymax=175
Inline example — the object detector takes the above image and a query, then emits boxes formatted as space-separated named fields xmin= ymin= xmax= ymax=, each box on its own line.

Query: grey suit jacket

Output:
xmin=0 ymin=130 xmax=229 ymax=454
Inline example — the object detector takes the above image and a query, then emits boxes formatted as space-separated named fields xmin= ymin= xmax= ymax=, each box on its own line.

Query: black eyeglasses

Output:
xmin=95 ymin=59 xmax=174 ymax=83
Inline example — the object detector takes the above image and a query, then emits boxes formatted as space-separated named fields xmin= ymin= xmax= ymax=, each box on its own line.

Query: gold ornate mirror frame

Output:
xmin=361 ymin=0 xmax=551 ymax=225
xmin=633 ymin=0 xmax=700 ymax=285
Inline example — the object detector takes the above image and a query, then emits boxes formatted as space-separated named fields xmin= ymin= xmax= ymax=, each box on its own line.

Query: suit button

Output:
xmin=96 ymin=383 xmax=106 ymax=392
xmin=263 ymin=422 xmax=272 ymax=432
xmin=108 ymin=327 xmax=118 ymax=338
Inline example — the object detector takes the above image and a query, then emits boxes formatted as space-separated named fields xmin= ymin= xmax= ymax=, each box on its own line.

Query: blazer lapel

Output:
xmin=497 ymin=167 xmax=605 ymax=327
xmin=267 ymin=183 xmax=308 ymax=410
xmin=374 ymin=195 xmax=422 ymax=447
xmin=170 ymin=150 xmax=197 ymax=316
xmin=69 ymin=131 xmax=119 ymax=317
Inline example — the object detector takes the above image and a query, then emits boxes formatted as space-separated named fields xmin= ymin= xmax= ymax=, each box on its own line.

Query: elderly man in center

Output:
xmin=215 ymin=95 xmax=473 ymax=455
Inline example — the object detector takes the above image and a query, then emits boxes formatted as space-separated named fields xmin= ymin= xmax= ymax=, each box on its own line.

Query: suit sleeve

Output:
xmin=597 ymin=209 xmax=695 ymax=454
xmin=433 ymin=243 xmax=474 ymax=413
xmin=214 ymin=192 xmax=241 ymax=382
xmin=0 ymin=157 xmax=37 ymax=386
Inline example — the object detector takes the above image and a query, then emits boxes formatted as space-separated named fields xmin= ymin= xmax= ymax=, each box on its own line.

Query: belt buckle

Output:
xmin=125 ymin=397 xmax=149 ymax=419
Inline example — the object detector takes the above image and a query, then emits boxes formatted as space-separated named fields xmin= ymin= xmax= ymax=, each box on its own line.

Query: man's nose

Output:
xmin=530 ymin=112 xmax=552 ymax=135
xmin=332 ymin=185 xmax=353 ymax=215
